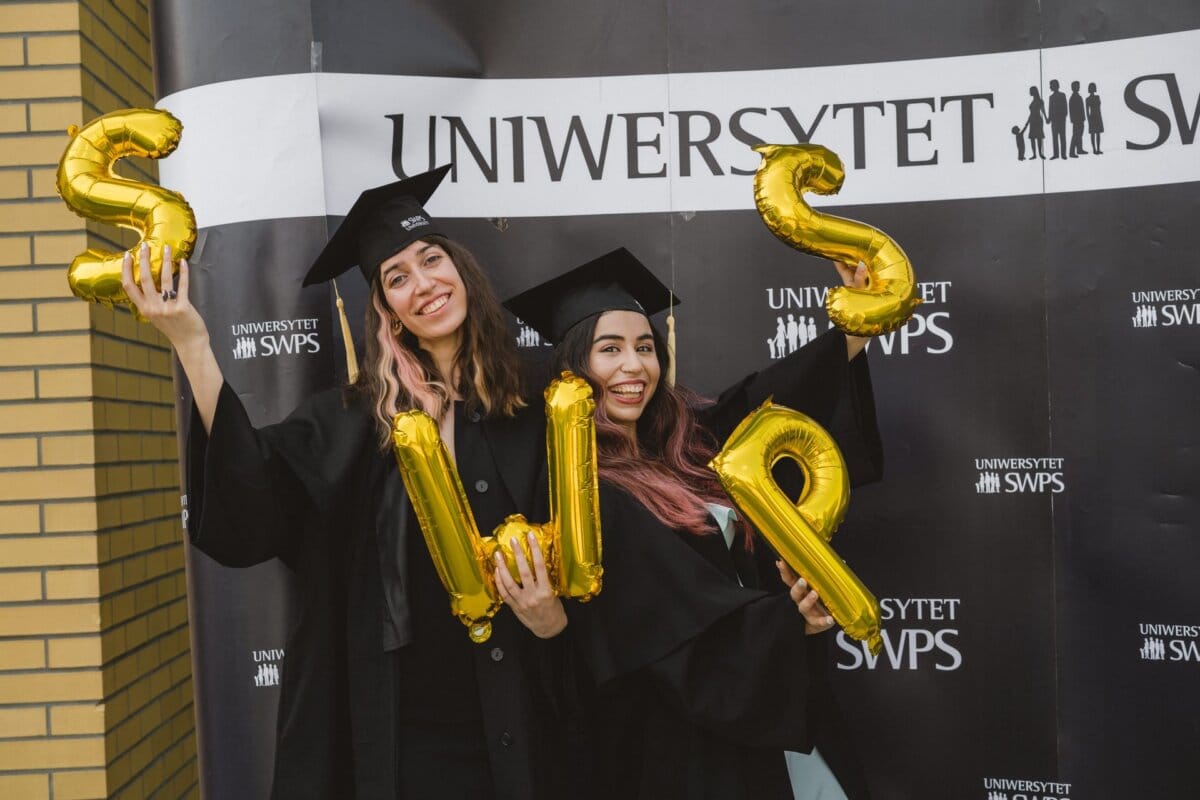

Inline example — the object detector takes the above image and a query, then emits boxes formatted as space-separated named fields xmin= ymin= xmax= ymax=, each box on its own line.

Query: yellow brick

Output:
xmin=0 ymin=638 xmax=45 ymax=669
xmin=0 ymin=774 xmax=48 ymax=800
xmin=0 ymin=3 xmax=79 ymax=34
xmin=0 ymin=706 xmax=47 ymax=737
xmin=0 ymin=466 xmax=95 ymax=501
xmin=0 ymin=502 xmax=39 ymax=534
xmin=0 ymin=133 xmax=71 ymax=170
xmin=0 ymin=533 xmax=95 ymax=567
xmin=35 ymin=298 xmax=88 ymax=331
xmin=0 ymin=199 xmax=78 ymax=232
xmin=0 ymin=268 xmax=72 ymax=301
xmin=0 ymin=570 xmax=41 ymax=601
xmin=0 ymin=38 xmax=24 ymax=67
xmin=30 ymin=166 xmax=56 ymax=197
xmin=44 ymin=500 xmax=97 ymax=533
xmin=0 ymin=103 xmax=26 ymax=133
xmin=0 ymin=734 xmax=104 ymax=770
xmin=45 ymin=566 xmax=98 ymax=599
xmin=41 ymin=432 xmax=95 ymax=465
xmin=33 ymin=232 xmax=86 ymax=265
xmin=0 ymin=601 xmax=99 ymax=636
xmin=49 ymin=634 xmax=101 ymax=667
xmin=0 ymin=168 xmax=28 ymax=199
xmin=0 ymin=671 xmax=102 ymax=704
xmin=49 ymin=703 xmax=104 ymax=735
xmin=37 ymin=366 xmax=93 ymax=398
xmin=27 ymin=33 xmax=81 ymax=65
xmin=0 ymin=333 xmax=90 ymax=366
xmin=0 ymin=67 xmax=79 ymax=102
xmin=0 ymin=300 xmax=32 ymax=331
xmin=28 ymin=99 xmax=83 ymax=133
xmin=0 ymin=235 xmax=31 ymax=265
xmin=0 ymin=369 xmax=36 ymax=400
xmin=0 ymin=435 xmax=37 ymax=466
xmin=53 ymin=770 xmax=108 ymax=800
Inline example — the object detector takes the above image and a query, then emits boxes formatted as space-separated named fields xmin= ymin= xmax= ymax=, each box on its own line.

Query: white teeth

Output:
xmin=420 ymin=295 xmax=449 ymax=314
xmin=610 ymin=384 xmax=644 ymax=395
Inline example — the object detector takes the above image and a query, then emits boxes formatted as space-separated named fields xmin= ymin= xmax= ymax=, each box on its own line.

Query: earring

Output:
xmin=390 ymin=317 xmax=403 ymax=334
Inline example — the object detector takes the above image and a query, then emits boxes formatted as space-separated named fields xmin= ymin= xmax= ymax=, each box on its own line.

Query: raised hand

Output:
xmin=120 ymin=241 xmax=223 ymax=432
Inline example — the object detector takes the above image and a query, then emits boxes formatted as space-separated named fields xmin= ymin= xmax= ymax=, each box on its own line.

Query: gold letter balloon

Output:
xmin=56 ymin=108 xmax=196 ymax=309
xmin=391 ymin=373 xmax=602 ymax=642
xmin=709 ymin=400 xmax=882 ymax=654
xmin=753 ymin=143 xmax=920 ymax=336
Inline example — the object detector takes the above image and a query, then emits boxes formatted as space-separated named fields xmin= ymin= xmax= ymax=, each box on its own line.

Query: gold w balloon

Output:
xmin=753 ymin=143 xmax=920 ymax=336
xmin=710 ymin=400 xmax=882 ymax=654
xmin=391 ymin=373 xmax=602 ymax=642
xmin=56 ymin=108 xmax=196 ymax=309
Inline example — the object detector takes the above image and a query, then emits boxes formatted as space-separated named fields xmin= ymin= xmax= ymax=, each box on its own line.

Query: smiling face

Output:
xmin=587 ymin=310 xmax=661 ymax=436
xmin=378 ymin=239 xmax=468 ymax=348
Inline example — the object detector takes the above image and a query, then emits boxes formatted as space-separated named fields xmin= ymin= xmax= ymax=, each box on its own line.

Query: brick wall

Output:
xmin=0 ymin=2 xmax=197 ymax=798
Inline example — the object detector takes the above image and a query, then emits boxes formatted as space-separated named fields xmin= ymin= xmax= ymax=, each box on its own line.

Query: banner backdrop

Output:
xmin=150 ymin=1 xmax=1200 ymax=797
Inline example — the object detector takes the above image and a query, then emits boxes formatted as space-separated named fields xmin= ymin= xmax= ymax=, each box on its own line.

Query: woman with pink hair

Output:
xmin=503 ymin=248 xmax=882 ymax=799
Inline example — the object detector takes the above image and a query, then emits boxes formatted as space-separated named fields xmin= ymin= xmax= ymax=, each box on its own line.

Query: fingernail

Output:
xmin=493 ymin=553 xmax=502 ymax=562
xmin=140 ymin=241 xmax=148 ymax=252
xmin=510 ymin=538 xmax=519 ymax=549
xmin=526 ymin=532 xmax=536 ymax=542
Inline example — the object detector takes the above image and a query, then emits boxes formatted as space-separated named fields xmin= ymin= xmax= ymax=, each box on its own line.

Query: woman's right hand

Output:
xmin=121 ymin=241 xmax=223 ymax=433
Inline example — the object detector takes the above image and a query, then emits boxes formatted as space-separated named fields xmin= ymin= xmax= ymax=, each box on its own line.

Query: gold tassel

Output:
xmin=666 ymin=299 xmax=677 ymax=388
xmin=333 ymin=278 xmax=359 ymax=384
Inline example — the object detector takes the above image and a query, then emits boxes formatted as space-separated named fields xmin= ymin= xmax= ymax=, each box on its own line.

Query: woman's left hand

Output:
xmin=831 ymin=260 xmax=871 ymax=360
xmin=833 ymin=259 xmax=869 ymax=289
xmin=777 ymin=561 xmax=837 ymax=635
xmin=494 ymin=533 xmax=568 ymax=639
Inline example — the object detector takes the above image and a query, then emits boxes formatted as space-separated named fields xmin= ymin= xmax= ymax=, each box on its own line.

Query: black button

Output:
xmin=468 ymin=410 xmax=482 ymax=423
xmin=490 ymin=647 xmax=504 ymax=662
xmin=499 ymin=732 xmax=513 ymax=747
xmin=475 ymin=480 xmax=489 ymax=493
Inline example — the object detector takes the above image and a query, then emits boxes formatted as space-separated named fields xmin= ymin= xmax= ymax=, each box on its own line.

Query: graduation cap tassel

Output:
xmin=332 ymin=278 xmax=359 ymax=384
xmin=666 ymin=298 xmax=677 ymax=388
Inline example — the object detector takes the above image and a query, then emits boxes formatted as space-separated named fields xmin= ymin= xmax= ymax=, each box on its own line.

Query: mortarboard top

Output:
xmin=302 ymin=165 xmax=452 ymax=287
xmin=503 ymin=247 xmax=678 ymax=344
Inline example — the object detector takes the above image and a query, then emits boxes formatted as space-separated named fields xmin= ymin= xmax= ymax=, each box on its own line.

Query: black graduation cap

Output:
xmin=504 ymin=247 xmax=677 ymax=344
xmin=303 ymin=165 xmax=451 ymax=287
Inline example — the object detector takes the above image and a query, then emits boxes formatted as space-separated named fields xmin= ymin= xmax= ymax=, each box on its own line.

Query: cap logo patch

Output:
xmin=400 ymin=215 xmax=430 ymax=231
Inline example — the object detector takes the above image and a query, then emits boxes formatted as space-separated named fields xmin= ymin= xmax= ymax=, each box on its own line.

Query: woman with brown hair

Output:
xmin=503 ymin=248 xmax=882 ymax=799
xmin=125 ymin=166 xmax=566 ymax=799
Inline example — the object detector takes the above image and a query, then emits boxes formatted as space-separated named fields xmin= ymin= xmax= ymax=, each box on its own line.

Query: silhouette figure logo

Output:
xmin=1015 ymin=81 xmax=1103 ymax=161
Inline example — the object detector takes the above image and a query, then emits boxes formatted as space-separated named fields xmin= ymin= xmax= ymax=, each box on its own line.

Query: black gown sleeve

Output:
xmin=698 ymin=329 xmax=883 ymax=487
xmin=564 ymin=486 xmax=818 ymax=751
xmin=186 ymin=381 xmax=373 ymax=568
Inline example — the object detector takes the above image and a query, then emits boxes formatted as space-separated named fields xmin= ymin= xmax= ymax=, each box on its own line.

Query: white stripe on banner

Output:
xmin=158 ymin=73 xmax=327 ymax=223
xmin=158 ymin=29 xmax=1199 ymax=227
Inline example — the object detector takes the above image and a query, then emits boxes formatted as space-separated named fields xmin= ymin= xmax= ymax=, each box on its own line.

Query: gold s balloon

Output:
xmin=709 ymin=400 xmax=882 ymax=654
xmin=752 ymin=143 xmax=920 ymax=336
xmin=391 ymin=373 xmax=602 ymax=642
xmin=56 ymin=108 xmax=196 ymax=309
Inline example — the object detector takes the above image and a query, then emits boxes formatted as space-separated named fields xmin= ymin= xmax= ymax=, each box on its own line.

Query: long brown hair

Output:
xmin=554 ymin=314 xmax=735 ymax=536
xmin=354 ymin=235 xmax=525 ymax=447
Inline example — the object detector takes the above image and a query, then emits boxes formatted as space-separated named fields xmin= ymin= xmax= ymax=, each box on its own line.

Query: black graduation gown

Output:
xmin=186 ymin=366 xmax=561 ymax=799
xmin=562 ymin=330 xmax=880 ymax=800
